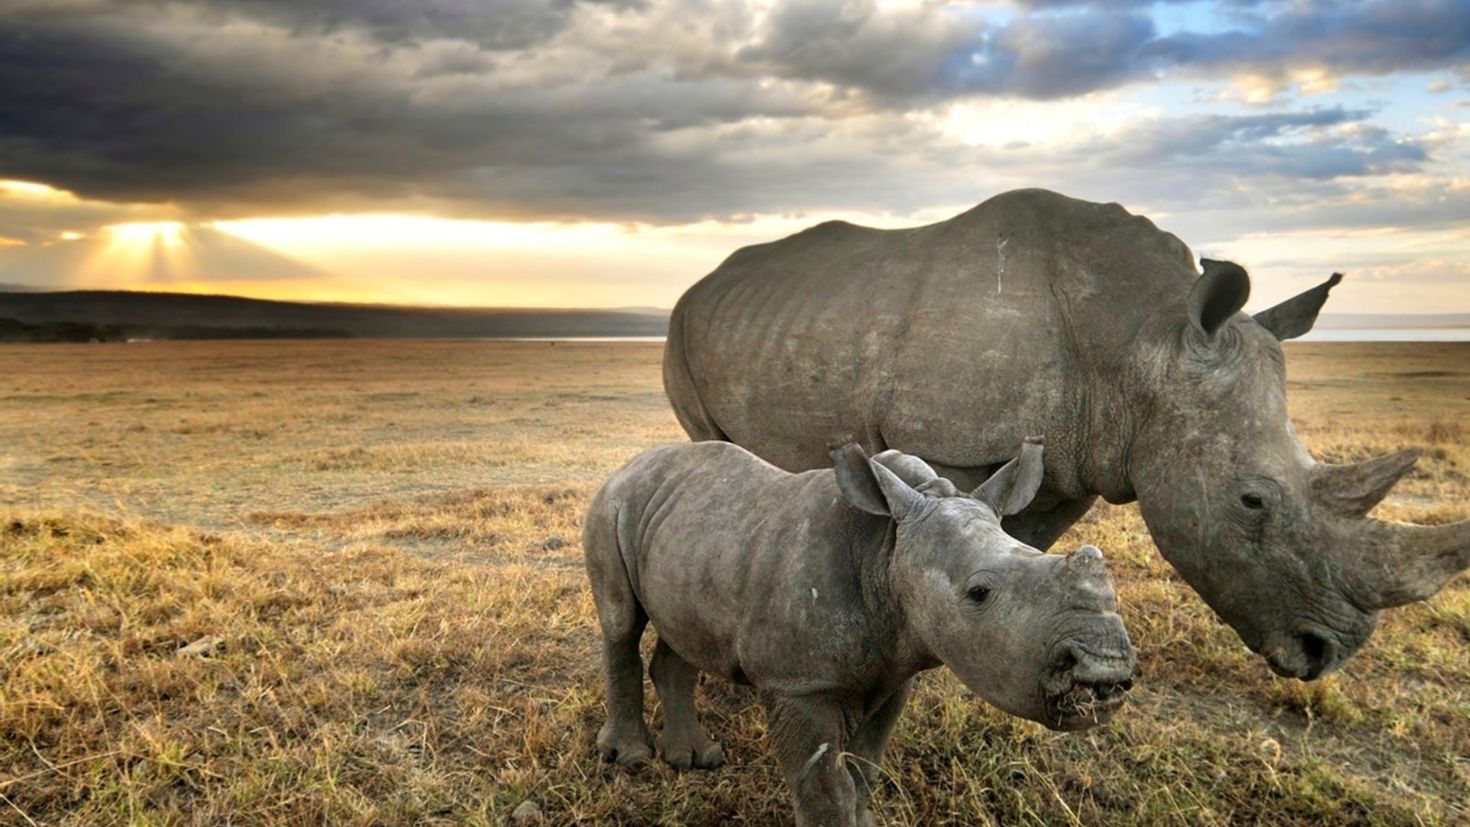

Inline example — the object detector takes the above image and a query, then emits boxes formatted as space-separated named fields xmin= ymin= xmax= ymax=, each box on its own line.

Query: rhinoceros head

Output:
xmin=834 ymin=440 xmax=1137 ymax=731
xmin=1129 ymin=260 xmax=1470 ymax=680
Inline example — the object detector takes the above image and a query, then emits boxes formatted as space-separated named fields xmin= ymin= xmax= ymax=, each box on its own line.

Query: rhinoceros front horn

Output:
xmin=1352 ymin=518 xmax=1470 ymax=610
xmin=1312 ymin=449 xmax=1420 ymax=517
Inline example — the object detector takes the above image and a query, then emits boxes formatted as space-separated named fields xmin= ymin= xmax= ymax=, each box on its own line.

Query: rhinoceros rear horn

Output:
xmin=1312 ymin=449 xmax=1420 ymax=517
xmin=1188 ymin=259 xmax=1251 ymax=337
xmin=1253 ymin=272 xmax=1343 ymax=341
xmin=974 ymin=437 xmax=1045 ymax=516
xmin=1354 ymin=518 xmax=1470 ymax=610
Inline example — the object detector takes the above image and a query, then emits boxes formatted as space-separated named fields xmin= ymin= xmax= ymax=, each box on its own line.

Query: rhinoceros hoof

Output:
xmin=657 ymin=736 xmax=726 ymax=771
xmin=597 ymin=725 xmax=654 ymax=768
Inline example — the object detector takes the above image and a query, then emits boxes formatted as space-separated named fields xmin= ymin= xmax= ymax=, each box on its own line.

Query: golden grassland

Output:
xmin=1 ymin=339 xmax=1468 ymax=826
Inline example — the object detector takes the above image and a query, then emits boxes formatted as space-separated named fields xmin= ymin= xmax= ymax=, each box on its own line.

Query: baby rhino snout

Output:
xmin=1024 ymin=544 xmax=1136 ymax=731
xmin=1044 ymin=613 xmax=1137 ymax=731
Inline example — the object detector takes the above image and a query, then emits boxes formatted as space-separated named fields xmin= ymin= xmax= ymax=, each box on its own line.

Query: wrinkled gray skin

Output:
xmin=664 ymin=188 xmax=1470 ymax=681
xmin=585 ymin=439 xmax=1135 ymax=827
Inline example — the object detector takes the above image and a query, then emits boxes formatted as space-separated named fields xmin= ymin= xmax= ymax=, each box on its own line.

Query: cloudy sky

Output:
xmin=1 ymin=0 xmax=1467 ymax=310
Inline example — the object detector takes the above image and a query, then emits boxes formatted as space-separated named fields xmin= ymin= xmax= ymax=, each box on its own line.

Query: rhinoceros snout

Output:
xmin=1263 ymin=628 xmax=1339 ymax=681
xmin=1043 ymin=641 xmax=1137 ymax=730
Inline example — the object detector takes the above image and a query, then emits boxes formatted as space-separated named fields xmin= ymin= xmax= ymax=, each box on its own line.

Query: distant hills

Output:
xmin=0 ymin=290 xmax=670 ymax=342
xmin=0 ymin=288 xmax=1462 ymax=344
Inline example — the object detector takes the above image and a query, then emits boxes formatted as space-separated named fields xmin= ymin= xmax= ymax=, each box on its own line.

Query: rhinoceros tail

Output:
xmin=662 ymin=297 xmax=730 ymax=442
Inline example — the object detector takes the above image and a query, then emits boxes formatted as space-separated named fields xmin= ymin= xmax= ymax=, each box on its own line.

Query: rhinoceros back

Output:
xmin=664 ymin=188 xmax=1197 ymax=475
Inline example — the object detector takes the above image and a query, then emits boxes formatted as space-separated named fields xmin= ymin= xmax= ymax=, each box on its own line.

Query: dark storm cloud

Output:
xmin=1090 ymin=108 xmax=1428 ymax=179
xmin=736 ymin=2 xmax=1158 ymax=100
xmin=876 ymin=104 xmax=1458 ymax=255
xmin=957 ymin=10 xmax=1157 ymax=98
xmin=14 ymin=0 xmax=627 ymax=51
xmin=0 ymin=0 xmax=1466 ymax=229
xmin=737 ymin=0 xmax=1470 ymax=101
xmin=1147 ymin=0 xmax=1470 ymax=78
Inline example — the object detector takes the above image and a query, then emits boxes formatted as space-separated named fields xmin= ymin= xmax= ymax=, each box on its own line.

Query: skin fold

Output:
xmin=585 ymin=439 xmax=1135 ymax=827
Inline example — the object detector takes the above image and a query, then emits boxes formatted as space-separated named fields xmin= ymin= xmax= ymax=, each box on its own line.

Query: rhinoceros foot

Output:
xmin=657 ymin=730 xmax=726 ymax=771
xmin=596 ymin=721 xmax=654 ymax=768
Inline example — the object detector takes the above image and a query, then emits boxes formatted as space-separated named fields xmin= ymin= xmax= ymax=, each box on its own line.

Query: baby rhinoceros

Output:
xmin=584 ymin=439 xmax=1136 ymax=826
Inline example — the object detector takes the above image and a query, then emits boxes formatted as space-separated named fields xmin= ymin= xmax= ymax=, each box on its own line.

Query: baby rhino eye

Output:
xmin=1241 ymin=493 xmax=1265 ymax=509
xmin=966 ymin=585 xmax=992 ymax=604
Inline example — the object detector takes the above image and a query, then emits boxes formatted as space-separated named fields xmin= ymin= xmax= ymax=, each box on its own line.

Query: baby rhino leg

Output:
xmin=765 ymin=693 xmax=861 ymax=827
xmin=586 ymin=513 xmax=653 ymax=767
xmin=649 ymin=638 xmax=726 ymax=770
xmin=847 ymin=679 xmax=912 ymax=827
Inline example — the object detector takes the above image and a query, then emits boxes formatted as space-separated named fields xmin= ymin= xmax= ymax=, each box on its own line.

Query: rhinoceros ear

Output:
xmin=1188 ymin=259 xmax=1251 ymax=338
xmin=871 ymin=449 xmax=940 ymax=488
xmin=833 ymin=443 xmax=924 ymax=521
xmin=1252 ymin=272 xmax=1343 ymax=341
xmin=973 ymin=438 xmax=1045 ymax=516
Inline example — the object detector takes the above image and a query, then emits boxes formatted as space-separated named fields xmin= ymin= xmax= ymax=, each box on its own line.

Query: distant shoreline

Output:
xmin=4 ymin=289 xmax=1468 ymax=343
xmin=1297 ymin=328 xmax=1470 ymax=342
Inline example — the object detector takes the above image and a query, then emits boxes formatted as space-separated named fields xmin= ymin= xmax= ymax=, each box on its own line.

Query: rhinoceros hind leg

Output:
xmin=594 ymin=618 xmax=654 ymax=767
xmin=650 ymin=638 xmax=726 ymax=770
xmin=587 ymin=514 xmax=654 ymax=768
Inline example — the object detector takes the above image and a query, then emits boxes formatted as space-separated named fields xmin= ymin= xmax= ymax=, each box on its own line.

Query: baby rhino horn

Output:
xmin=1064 ymin=545 xmax=1114 ymax=601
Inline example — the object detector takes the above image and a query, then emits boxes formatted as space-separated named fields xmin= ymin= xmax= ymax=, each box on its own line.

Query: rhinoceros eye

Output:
xmin=1241 ymin=493 xmax=1265 ymax=509
xmin=966 ymin=585 xmax=992 ymax=604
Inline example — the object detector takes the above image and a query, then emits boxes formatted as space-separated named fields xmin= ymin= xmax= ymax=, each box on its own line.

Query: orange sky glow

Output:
xmin=0 ymin=176 xmax=1465 ymax=314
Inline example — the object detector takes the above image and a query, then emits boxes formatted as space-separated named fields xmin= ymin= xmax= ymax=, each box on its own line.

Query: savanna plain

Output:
xmin=1 ymin=339 xmax=1468 ymax=826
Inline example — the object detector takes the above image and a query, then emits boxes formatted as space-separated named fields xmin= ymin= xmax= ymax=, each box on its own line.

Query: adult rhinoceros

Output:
xmin=663 ymin=187 xmax=1470 ymax=681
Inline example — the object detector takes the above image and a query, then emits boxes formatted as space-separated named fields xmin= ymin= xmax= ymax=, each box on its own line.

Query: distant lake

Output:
xmin=1300 ymin=328 xmax=1470 ymax=342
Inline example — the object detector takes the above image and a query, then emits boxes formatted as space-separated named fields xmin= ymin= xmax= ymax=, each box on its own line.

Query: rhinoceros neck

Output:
xmin=848 ymin=514 xmax=942 ymax=673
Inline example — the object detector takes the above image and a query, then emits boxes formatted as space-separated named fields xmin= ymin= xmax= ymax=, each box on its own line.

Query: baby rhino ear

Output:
xmin=832 ymin=443 xmax=925 ymax=521
xmin=973 ymin=438 xmax=1045 ymax=516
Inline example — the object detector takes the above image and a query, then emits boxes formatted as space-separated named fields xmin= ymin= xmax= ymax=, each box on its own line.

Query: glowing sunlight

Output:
xmin=79 ymin=221 xmax=196 ymax=285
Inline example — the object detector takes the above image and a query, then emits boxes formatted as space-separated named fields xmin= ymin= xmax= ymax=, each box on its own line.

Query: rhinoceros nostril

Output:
xmin=1090 ymin=679 xmax=1132 ymax=701
xmin=1052 ymin=645 xmax=1079 ymax=674
xmin=1298 ymin=632 xmax=1332 ymax=676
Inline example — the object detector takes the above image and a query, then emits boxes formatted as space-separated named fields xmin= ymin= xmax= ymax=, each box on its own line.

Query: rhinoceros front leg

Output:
xmin=765 ymin=692 xmax=861 ymax=827
xmin=649 ymin=637 xmax=726 ymax=770
xmin=846 ymin=679 xmax=912 ymax=827
xmin=1002 ymin=496 xmax=1098 ymax=551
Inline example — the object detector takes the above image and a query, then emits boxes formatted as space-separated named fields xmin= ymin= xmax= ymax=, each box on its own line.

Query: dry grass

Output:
xmin=1 ymin=339 xmax=1468 ymax=825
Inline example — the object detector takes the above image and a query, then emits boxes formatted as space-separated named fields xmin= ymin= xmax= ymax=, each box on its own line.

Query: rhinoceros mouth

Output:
xmin=1045 ymin=678 xmax=1131 ymax=731
xmin=1040 ymin=641 xmax=1135 ymax=731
